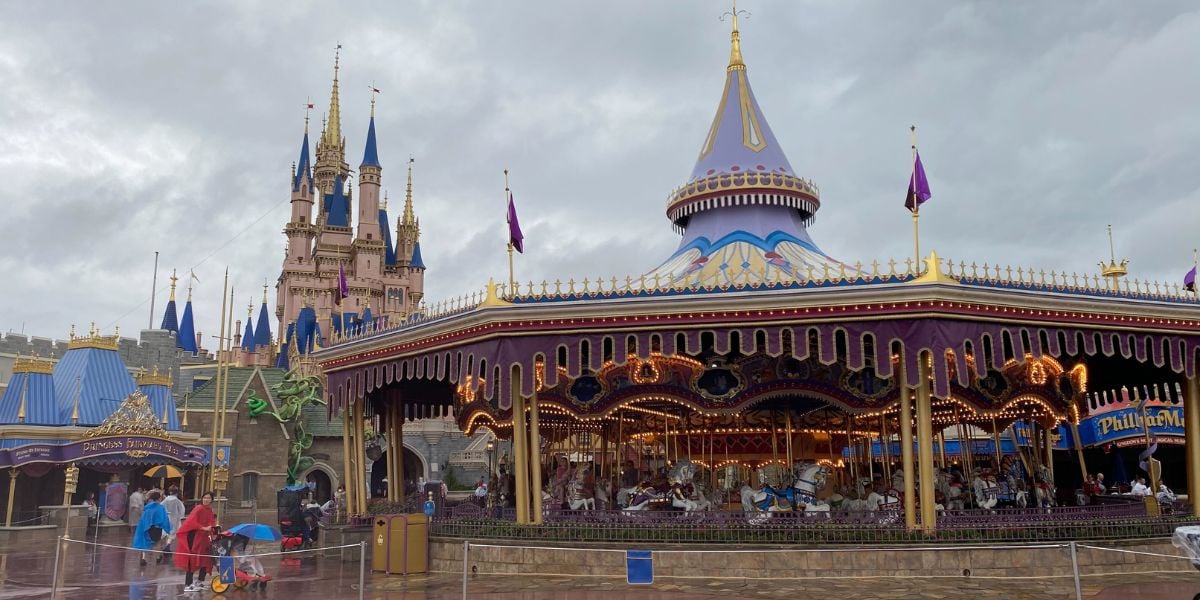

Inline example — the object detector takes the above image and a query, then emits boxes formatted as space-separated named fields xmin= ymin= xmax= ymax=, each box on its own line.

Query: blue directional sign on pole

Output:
xmin=626 ymin=550 xmax=653 ymax=585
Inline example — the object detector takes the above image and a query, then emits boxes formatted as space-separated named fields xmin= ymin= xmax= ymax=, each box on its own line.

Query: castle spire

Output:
xmin=402 ymin=158 xmax=415 ymax=226
xmin=322 ymin=44 xmax=343 ymax=150
xmin=727 ymin=0 xmax=745 ymax=71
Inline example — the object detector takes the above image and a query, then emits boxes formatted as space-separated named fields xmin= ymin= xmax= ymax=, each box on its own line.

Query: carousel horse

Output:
xmin=622 ymin=481 xmax=664 ymax=511
xmin=973 ymin=469 xmax=1000 ymax=510
xmin=1034 ymin=465 xmax=1056 ymax=508
xmin=595 ymin=479 xmax=612 ymax=510
xmin=667 ymin=461 xmax=712 ymax=512
xmin=567 ymin=463 xmax=595 ymax=510
xmin=946 ymin=474 xmax=966 ymax=510
xmin=789 ymin=462 xmax=832 ymax=513
xmin=891 ymin=469 xmax=905 ymax=495
xmin=1014 ymin=480 xmax=1030 ymax=508
xmin=742 ymin=471 xmax=793 ymax=513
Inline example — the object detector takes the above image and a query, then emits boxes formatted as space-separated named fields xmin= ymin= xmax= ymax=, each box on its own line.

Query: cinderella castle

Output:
xmin=274 ymin=49 xmax=427 ymax=364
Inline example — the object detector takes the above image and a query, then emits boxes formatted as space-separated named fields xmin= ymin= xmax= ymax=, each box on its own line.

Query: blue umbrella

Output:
xmin=227 ymin=523 xmax=282 ymax=542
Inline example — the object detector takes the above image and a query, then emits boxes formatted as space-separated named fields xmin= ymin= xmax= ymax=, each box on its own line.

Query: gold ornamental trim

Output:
xmin=136 ymin=367 xmax=173 ymax=387
xmin=13 ymin=355 xmax=54 ymax=375
xmin=85 ymin=390 xmax=168 ymax=439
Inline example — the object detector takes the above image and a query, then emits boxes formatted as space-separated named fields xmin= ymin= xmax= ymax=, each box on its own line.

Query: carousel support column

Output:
xmin=529 ymin=387 xmax=544 ymax=525
xmin=342 ymin=406 xmax=354 ymax=519
xmin=992 ymin=418 xmax=1003 ymax=469
xmin=937 ymin=431 xmax=947 ymax=470
xmin=355 ymin=404 xmax=369 ymax=515
xmin=915 ymin=352 xmax=936 ymax=534
xmin=881 ymin=414 xmax=891 ymax=482
xmin=1043 ymin=426 xmax=1056 ymax=483
xmin=898 ymin=357 xmax=917 ymax=531
xmin=511 ymin=381 xmax=530 ymax=524
xmin=5 ymin=469 xmax=17 ymax=527
xmin=1070 ymin=421 xmax=1089 ymax=483
xmin=1185 ymin=376 xmax=1200 ymax=515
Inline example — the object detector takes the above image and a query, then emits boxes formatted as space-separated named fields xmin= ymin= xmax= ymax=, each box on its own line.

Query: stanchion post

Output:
xmin=358 ymin=541 xmax=366 ymax=600
xmin=1069 ymin=542 xmax=1082 ymax=600
xmin=49 ymin=535 xmax=62 ymax=598
xmin=462 ymin=540 xmax=470 ymax=600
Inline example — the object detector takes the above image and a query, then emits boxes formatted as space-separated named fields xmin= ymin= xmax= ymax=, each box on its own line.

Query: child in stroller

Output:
xmin=214 ymin=532 xmax=273 ymax=591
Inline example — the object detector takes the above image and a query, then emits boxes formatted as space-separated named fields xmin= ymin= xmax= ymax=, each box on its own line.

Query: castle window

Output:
xmin=300 ymin=216 xmax=306 ymax=223
xmin=241 ymin=472 xmax=259 ymax=507
xmin=367 ymin=233 xmax=373 ymax=240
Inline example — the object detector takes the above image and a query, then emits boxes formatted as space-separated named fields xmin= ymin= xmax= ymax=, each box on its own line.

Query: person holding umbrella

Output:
xmin=132 ymin=490 xmax=171 ymax=567
xmin=175 ymin=491 xmax=218 ymax=592
xmin=159 ymin=486 xmax=186 ymax=563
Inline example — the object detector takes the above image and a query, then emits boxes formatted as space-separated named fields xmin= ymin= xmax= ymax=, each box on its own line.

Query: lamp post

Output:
xmin=485 ymin=440 xmax=495 ymax=511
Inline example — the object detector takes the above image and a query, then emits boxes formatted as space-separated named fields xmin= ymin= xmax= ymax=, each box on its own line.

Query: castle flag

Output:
xmin=507 ymin=192 xmax=524 ymax=254
xmin=1185 ymin=266 xmax=1196 ymax=292
xmin=337 ymin=265 xmax=348 ymax=304
xmin=904 ymin=151 xmax=932 ymax=213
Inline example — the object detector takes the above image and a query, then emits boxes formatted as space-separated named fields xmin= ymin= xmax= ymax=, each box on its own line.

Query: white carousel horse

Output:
xmin=622 ymin=482 xmax=663 ymax=511
xmin=891 ymin=469 xmax=905 ymax=495
xmin=790 ymin=462 xmax=832 ymax=513
xmin=595 ymin=479 xmax=612 ymax=510
xmin=668 ymin=461 xmax=712 ymax=512
xmin=973 ymin=471 xmax=1000 ymax=510
xmin=567 ymin=463 xmax=595 ymax=510
xmin=946 ymin=477 xmax=966 ymax=510
xmin=1034 ymin=464 xmax=1056 ymax=508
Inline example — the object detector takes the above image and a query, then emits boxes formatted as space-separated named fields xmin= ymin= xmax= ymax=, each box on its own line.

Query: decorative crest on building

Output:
xmin=136 ymin=367 xmax=173 ymax=387
xmin=68 ymin=322 xmax=121 ymax=351
xmin=13 ymin=354 xmax=54 ymax=375
xmin=84 ymin=390 xmax=168 ymax=438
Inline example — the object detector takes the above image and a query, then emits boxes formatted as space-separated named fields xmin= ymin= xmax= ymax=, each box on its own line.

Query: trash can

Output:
xmin=384 ymin=514 xmax=429 ymax=575
xmin=371 ymin=516 xmax=392 ymax=572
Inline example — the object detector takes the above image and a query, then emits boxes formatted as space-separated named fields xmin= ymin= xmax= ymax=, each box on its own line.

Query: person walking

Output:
xmin=159 ymin=486 xmax=186 ymax=564
xmin=132 ymin=491 xmax=171 ymax=567
xmin=128 ymin=486 xmax=146 ymax=531
xmin=174 ymin=491 xmax=218 ymax=592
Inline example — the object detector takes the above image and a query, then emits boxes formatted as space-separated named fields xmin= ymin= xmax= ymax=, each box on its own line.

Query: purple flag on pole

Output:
xmin=507 ymin=192 xmax=524 ymax=254
xmin=1185 ymin=266 xmax=1196 ymax=292
xmin=905 ymin=150 xmax=932 ymax=213
xmin=337 ymin=264 xmax=349 ymax=304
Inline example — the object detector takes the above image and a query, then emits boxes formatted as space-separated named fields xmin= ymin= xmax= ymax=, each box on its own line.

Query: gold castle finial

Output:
xmin=304 ymin=97 xmax=313 ymax=134
xmin=369 ymin=81 xmax=380 ymax=118
xmin=723 ymin=0 xmax=748 ymax=71
xmin=323 ymin=43 xmax=343 ymax=148
xmin=168 ymin=269 xmax=178 ymax=302
xmin=403 ymin=157 xmax=416 ymax=226
xmin=187 ymin=270 xmax=198 ymax=302
xmin=381 ymin=190 xmax=389 ymax=211
xmin=263 ymin=281 xmax=269 ymax=305
xmin=1098 ymin=224 xmax=1129 ymax=291
xmin=248 ymin=301 xmax=255 ymax=321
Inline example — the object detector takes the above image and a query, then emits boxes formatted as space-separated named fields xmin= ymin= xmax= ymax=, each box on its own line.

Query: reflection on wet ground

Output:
xmin=0 ymin=529 xmax=1198 ymax=599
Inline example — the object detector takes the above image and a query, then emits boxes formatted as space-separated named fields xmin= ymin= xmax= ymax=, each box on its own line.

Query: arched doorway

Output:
xmin=368 ymin=447 xmax=429 ymax=499
xmin=304 ymin=468 xmax=333 ymax=504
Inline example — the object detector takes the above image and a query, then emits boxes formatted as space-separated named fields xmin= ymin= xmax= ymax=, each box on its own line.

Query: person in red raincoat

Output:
xmin=174 ymin=491 xmax=218 ymax=592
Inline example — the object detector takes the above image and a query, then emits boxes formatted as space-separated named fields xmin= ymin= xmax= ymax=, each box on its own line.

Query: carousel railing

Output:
xmin=325 ymin=252 xmax=1199 ymax=349
xmin=430 ymin=504 xmax=1195 ymax=545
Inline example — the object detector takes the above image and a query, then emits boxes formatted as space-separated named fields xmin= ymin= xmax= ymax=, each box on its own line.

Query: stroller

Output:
xmin=210 ymin=532 xmax=273 ymax=593
xmin=277 ymin=485 xmax=321 ymax=552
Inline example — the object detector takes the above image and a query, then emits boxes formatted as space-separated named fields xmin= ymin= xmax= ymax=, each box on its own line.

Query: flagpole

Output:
xmin=1193 ymin=249 xmax=1198 ymax=296
xmin=505 ymin=169 xmax=515 ymax=298
xmin=910 ymin=126 xmax=920 ymax=275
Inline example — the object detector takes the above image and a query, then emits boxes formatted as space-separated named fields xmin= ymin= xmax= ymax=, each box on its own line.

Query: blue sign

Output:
xmin=1078 ymin=406 xmax=1184 ymax=447
xmin=627 ymin=550 xmax=653 ymax=585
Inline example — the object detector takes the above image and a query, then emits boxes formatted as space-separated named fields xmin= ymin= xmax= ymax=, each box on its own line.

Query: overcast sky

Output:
xmin=2 ymin=1 xmax=1198 ymax=347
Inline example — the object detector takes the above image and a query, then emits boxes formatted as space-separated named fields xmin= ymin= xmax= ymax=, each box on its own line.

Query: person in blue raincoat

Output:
xmin=132 ymin=490 xmax=172 ymax=567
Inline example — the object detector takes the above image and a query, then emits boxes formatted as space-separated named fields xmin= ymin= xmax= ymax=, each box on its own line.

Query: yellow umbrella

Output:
xmin=144 ymin=465 xmax=184 ymax=491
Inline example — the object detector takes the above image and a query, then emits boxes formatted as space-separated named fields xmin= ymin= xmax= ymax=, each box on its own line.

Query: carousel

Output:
xmin=312 ymin=10 xmax=1200 ymax=537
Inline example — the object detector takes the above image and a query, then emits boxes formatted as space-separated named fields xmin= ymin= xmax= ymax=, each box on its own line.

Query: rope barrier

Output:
xmin=2 ymin=514 xmax=48 ymax=526
xmin=466 ymin=541 xmax=1070 ymax=553
xmin=62 ymin=537 xmax=363 ymax=559
xmin=1077 ymin=544 xmax=1193 ymax=561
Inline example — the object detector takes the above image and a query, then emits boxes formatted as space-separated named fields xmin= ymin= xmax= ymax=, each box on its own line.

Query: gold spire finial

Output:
xmin=369 ymin=82 xmax=380 ymax=118
xmin=71 ymin=376 xmax=81 ymax=425
xmin=168 ymin=269 xmax=178 ymax=302
xmin=1098 ymin=224 xmax=1129 ymax=290
xmin=323 ymin=44 xmax=343 ymax=149
xmin=381 ymin=190 xmax=389 ymax=211
xmin=304 ymin=97 xmax=313 ymax=134
xmin=402 ymin=157 xmax=416 ymax=226
xmin=723 ymin=0 xmax=748 ymax=71
xmin=248 ymin=301 xmax=254 ymax=320
xmin=16 ymin=371 xmax=27 ymax=423
xmin=263 ymin=281 xmax=269 ymax=305
xmin=187 ymin=270 xmax=198 ymax=301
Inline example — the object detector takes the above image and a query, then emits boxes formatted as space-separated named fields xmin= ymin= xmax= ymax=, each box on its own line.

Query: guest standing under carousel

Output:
xmin=175 ymin=491 xmax=218 ymax=592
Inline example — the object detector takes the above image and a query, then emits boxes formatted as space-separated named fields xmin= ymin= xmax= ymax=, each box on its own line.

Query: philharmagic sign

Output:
xmin=1076 ymin=406 xmax=1185 ymax=447
xmin=0 ymin=436 xmax=208 ymax=467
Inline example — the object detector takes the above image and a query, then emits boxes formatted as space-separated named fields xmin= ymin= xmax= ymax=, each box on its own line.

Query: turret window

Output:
xmin=300 ymin=216 xmax=306 ymax=223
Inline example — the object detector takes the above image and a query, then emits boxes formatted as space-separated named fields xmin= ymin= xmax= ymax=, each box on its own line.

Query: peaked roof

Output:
xmin=0 ymin=371 xmax=56 ymax=425
xmin=160 ymin=299 xmax=179 ymax=334
xmin=361 ymin=115 xmax=380 ymax=168
xmin=323 ymin=175 xmax=351 ymax=228
xmin=241 ymin=318 xmax=255 ymax=351
xmin=380 ymin=208 xmax=397 ymax=266
xmin=689 ymin=19 xmax=793 ymax=182
xmin=293 ymin=130 xmax=313 ymax=192
xmin=254 ymin=302 xmax=272 ymax=349
xmin=276 ymin=322 xmax=295 ymax=369
xmin=322 ymin=50 xmax=342 ymax=150
xmin=139 ymin=382 xmax=181 ymax=431
xmin=411 ymin=242 xmax=426 ymax=270
xmin=178 ymin=300 xmax=198 ymax=354
xmin=53 ymin=346 xmax=138 ymax=426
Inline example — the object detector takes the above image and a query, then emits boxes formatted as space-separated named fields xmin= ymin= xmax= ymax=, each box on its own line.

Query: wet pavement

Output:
xmin=1 ymin=529 xmax=1199 ymax=599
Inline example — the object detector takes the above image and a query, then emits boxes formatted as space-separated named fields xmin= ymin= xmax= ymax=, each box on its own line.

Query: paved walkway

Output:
xmin=1 ymin=529 xmax=1198 ymax=599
